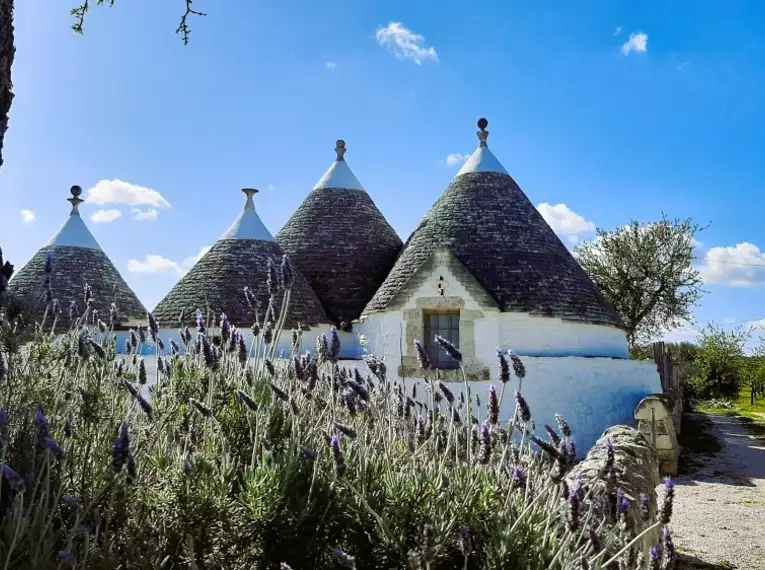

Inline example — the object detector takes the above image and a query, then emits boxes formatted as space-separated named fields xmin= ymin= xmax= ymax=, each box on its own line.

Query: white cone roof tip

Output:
xmin=46 ymin=185 xmax=103 ymax=250
xmin=455 ymin=117 xmax=509 ymax=177
xmin=312 ymin=139 xmax=365 ymax=191
xmin=219 ymin=188 xmax=275 ymax=241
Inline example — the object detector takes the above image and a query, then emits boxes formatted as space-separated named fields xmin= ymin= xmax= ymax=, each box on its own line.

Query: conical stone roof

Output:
xmin=7 ymin=185 xmax=147 ymax=330
xmin=152 ymin=188 xmax=327 ymax=330
xmin=364 ymin=119 xmax=623 ymax=328
xmin=275 ymin=140 xmax=403 ymax=327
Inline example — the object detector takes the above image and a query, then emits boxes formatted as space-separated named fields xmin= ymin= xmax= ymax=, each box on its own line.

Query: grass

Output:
xmin=695 ymin=386 xmax=765 ymax=444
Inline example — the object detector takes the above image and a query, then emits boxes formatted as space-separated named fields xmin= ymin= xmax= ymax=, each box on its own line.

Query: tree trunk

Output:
xmin=0 ymin=0 xmax=15 ymax=169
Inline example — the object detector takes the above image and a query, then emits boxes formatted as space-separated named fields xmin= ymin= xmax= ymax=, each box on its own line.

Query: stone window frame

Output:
xmin=423 ymin=309 xmax=461 ymax=370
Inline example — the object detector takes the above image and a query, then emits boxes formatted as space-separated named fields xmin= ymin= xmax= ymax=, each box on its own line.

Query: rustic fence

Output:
xmin=652 ymin=341 xmax=680 ymax=393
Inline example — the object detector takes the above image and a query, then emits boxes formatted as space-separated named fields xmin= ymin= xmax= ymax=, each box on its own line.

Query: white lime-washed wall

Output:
xmin=336 ymin=356 xmax=661 ymax=457
xmin=133 ymin=326 xmax=361 ymax=359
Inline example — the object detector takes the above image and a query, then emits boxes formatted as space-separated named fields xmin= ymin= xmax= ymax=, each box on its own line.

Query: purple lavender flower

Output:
xmin=438 ymin=382 xmax=455 ymax=406
xmin=267 ymin=257 xmax=280 ymax=295
xmin=414 ymin=339 xmax=431 ymax=370
xmin=514 ymin=390 xmax=531 ymax=422
xmin=508 ymin=467 xmax=525 ymax=492
xmin=0 ymin=353 xmax=6 ymax=382
xmin=45 ymin=253 xmax=53 ymax=274
xmin=57 ymin=551 xmax=76 ymax=567
xmin=2 ymin=464 xmax=24 ymax=492
xmin=35 ymin=403 xmax=50 ymax=441
xmin=137 ymin=324 xmax=147 ymax=344
xmin=435 ymin=335 xmax=462 ymax=362
xmin=487 ymin=385 xmax=499 ymax=425
xmin=280 ymin=254 xmax=294 ymax=289
xmin=60 ymin=496 xmax=82 ymax=510
xmin=588 ymin=527 xmax=602 ymax=553
xmin=649 ymin=544 xmax=662 ymax=570
xmin=332 ymin=547 xmax=356 ymax=569
xmin=300 ymin=446 xmax=316 ymax=460
xmin=44 ymin=436 xmax=65 ymax=459
xmin=195 ymin=309 xmax=206 ymax=334
xmin=459 ymin=525 xmax=472 ymax=557
xmin=334 ymin=422 xmax=357 ymax=440
xmin=183 ymin=456 xmax=192 ymax=476
xmin=112 ymin=422 xmax=132 ymax=474
xmin=530 ymin=435 xmax=562 ymax=460
xmin=639 ymin=492 xmax=650 ymax=520
xmin=269 ymin=382 xmax=289 ymax=402
xmin=129 ymin=329 xmax=138 ymax=351
xmin=660 ymin=477 xmax=675 ymax=524
xmin=328 ymin=326 xmax=341 ymax=361
xmin=330 ymin=435 xmax=347 ymax=476
xmin=109 ymin=302 xmax=118 ymax=326
xmin=0 ymin=408 xmax=7 ymax=441
xmin=605 ymin=437 xmax=614 ymax=464
xmin=496 ymin=348 xmax=510 ymax=383
xmin=219 ymin=312 xmax=231 ymax=344
xmin=616 ymin=489 xmax=631 ymax=516
xmin=544 ymin=424 xmax=561 ymax=446
xmin=508 ymin=350 xmax=526 ymax=379
xmin=238 ymin=390 xmax=259 ymax=412
xmin=170 ymin=338 xmax=180 ymax=355
xmin=567 ymin=486 xmax=581 ymax=532
xmin=262 ymin=324 xmax=273 ymax=345
xmin=478 ymin=421 xmax=492 ymax=464
xmin=147 ymin=312 xmax=159 ymax=337
xmin=138 ymin=358 xmax=147 ymax=385
xmin=568 ymin=440 xmax=576 ymax=461
xmin=554 ymin=413 xmax=572 ymax=438
xmin=77 ymin=332 xmax=89 ymax=359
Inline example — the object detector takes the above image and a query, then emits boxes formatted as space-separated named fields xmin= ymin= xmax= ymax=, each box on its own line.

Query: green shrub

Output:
xmin=0 ymin=253 xmax=677 ymax=569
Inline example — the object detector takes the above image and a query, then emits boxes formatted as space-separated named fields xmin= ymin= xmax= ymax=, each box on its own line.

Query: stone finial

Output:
xmin=335 ymin=139 xmax=347 ymax=161
xmin=477 ymin=118 xmax=489 ymax=147
xmin=242 ymin=188 xmax=259 ymax=210
xmin=67 ymin=184 xmax=84 ymax=215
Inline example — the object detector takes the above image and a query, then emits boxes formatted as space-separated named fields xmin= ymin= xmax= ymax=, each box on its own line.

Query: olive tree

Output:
xmin=575 ymin=215 xmax=705 ymax=346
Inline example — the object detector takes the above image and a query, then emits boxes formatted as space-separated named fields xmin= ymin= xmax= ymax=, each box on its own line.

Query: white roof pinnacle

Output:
xmin=45 ymin=185 xmax=103 ymax=250
xmin=456 ymin=118 xmax=509 ymax=176
xmin=312 ymin=139 xmax=365 ymax=191
xmin=219 ymin=188 xmax=275 ymax=241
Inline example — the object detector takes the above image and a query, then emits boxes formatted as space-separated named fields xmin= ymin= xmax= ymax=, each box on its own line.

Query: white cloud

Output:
xmin=20 ymin=209 xmax=36 ymax=224
xmin=375 ymin=22 xmax=438 ymax=65
xmin=678 ymin=60 xmax=690 ymax=71
xmin=127 ymin=255 xmax=184 ymax=275
xmin=697 ymin=242 xmax=765 ymax=286
xmin=182 ymin=245 xmax=212 ymax=269
xmin=127 ymin=245 xmax=212 ymax=277
xmin=90 ymin=209 xmax=122 ymax=224
xmin=621 ymin=32 xmax=648 ymax=55
xmin=614 ymin=26 xmax=622 ymax=36
xmin=267 ymin=184 xmax=276 ymax=192
xmin=132 ymin=208 xmax=159 ymax=221
xmin=662 ymin=323 xmax=700 ymax=344
xmin=86 ymin=179 xmax=171 ymax=209
xmin=325 ymin=61 xmax=336 ymax=71
xmin=536 ymin=203 xmax=596 ymax=244
xmin=445 ymin=153 xmax=470 ymax=167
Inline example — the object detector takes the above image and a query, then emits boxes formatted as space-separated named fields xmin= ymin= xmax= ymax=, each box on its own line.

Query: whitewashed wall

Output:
xmin=338 ymin=355 xmax=661 ymax=456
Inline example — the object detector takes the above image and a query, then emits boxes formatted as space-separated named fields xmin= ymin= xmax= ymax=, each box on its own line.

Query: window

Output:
xmin=424 ymin=311 xmax=460 ymax=370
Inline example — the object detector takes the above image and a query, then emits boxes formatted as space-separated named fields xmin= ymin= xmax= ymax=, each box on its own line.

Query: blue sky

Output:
xmin=3 ymin=0 xmax=765 ymax=346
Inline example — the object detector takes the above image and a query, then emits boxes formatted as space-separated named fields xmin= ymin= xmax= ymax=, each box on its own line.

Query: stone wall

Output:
xmin=568 ymin=425 xmax=662 ymax=557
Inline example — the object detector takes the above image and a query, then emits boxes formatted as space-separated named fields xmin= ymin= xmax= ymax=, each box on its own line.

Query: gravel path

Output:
xmin=670 ymin=413 xmax=765 ymax=570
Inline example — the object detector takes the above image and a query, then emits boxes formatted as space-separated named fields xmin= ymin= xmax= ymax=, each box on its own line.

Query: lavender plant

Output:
xmin=0 ymin=250 xmax=676 ymax=570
